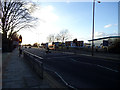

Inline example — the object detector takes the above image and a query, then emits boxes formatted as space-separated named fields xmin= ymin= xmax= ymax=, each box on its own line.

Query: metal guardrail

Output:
xmin=23 ymin=50 xmax=43 ymax=79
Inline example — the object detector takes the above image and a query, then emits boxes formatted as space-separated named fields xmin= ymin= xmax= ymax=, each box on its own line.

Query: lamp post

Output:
xmin=92 ymin=0 xmax=100 ymax=56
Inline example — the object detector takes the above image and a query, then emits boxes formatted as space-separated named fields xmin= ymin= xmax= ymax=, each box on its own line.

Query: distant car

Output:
xmin=25 ymin=46 xmax=27 ymax=48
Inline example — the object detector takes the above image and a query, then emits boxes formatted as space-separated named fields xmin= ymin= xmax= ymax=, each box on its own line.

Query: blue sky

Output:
xmin=19 ymin=1 xmax=118 ymax=44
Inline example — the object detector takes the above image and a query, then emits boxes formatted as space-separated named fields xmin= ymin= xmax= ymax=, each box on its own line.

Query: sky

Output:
xmin=19 ymin=1 xmax=119 ymax=45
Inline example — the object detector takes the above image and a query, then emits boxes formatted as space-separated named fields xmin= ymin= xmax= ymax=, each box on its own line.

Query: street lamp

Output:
xmin=92 ymin=0 xmax=101 ymax=56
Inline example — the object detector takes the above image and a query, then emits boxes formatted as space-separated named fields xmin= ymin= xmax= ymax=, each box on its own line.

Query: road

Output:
xmin=23 ymin=47 xmax=120 ymax=88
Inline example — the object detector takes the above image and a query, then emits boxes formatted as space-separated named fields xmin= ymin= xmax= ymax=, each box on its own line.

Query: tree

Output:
xmin=47 ymin=29 xmax=71 ymax=43
xmin=11 ymin=32 xmax=19 ymax=41
xmin=33 ymin=42 xmax=39 ymax=47
xmin=55 ymin=34 xmax=61 ymax=42
xmin=0 ymin=0 xmax=37 ymax=40
xmin=47 ymin=34 xmax=55 ymax=43
xmin=59 ymin=29 xmax=71 ymax=43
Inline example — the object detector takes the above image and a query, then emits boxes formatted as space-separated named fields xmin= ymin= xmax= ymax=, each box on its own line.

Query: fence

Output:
xmin=23 ymin=50 xmax=43 ymax=79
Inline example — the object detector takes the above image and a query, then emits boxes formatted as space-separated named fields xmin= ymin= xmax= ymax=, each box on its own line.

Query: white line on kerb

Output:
xmin=97 ymin=65 xmax=119 ymax=73
xmin=55 ymin=72 xmax=75 ymax=89
xmin=24 ymin=50 xmax=43 ymax=59
xmin=44 ymin=67 xmax=76 ymax=89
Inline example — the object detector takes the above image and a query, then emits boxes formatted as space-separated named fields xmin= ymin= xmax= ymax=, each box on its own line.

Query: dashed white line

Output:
xmin=97 ymin=65 xmax=119 ymax=73
xmin=70 ymin=58 xmax=93 ymax=65
xmin=79 ymin=54 xmax=91 ymax=56
xmin=70 ymin=58 xmax=119 ymax=73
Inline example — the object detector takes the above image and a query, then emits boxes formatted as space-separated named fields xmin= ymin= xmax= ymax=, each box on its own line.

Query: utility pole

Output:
xmin=91 ymin=0 xmax=101 ymax=56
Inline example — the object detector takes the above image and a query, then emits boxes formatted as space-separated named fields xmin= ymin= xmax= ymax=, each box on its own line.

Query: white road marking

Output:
xmin=97 ymin=65 xmax=119 ymax=73
xmin=62 ymin=51 xmax=120 ymax=62
xmin=24 ymin=50 xmax=43 ymax=59
xmin=63 ymin=52 xmax=74 ymax=55
xmin=70 ymin=58 xmax=93 ymax=65
xmin=46 ymin=56 xmax=78 ymax=59
xmin=44 ymin=67 xmax=76 ymax=89
xmin=70 ymin=58 xmax=119 ymax=73
xmin=25 ymin=50 xmax=119 ymax=73
xmin=79 ymin=54 xmax=91 ymax=56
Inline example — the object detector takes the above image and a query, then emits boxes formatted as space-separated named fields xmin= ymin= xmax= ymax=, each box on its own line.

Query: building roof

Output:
xmin=88 ymin=36 xmax=120 ymax=41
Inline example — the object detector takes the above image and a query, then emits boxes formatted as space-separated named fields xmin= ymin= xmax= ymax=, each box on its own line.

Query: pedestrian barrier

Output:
xmin=23 ymin=50 xmax=43 ymax=79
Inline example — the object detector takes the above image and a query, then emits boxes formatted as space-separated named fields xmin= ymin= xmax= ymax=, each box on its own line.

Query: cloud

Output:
xmin=31 ymin=5 xmax=59 ymax=23
xmin=104 ymin=24 xmax=112 ymax=28
xmin=95 ymin=32 xmax=118 ymax=38
xmin=95 ymin=32 xmax=107 ymax=38
xmin=66 ymin=0 xmax=70 ymax=3
xmin=114 ymin=24 xmax=118 ymax=26
xmin=20 ymin=5 xmax=60 ymax=44
xmin=29 ymin=0 xmax=120 ymax=2
xmin=108 ymin=33 xmax=118 ymax=36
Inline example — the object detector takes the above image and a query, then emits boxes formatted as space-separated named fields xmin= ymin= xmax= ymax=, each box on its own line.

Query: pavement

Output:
xmin=2 ymin=48 xmax=66 ymax=89
xmin=0 ymin=50 xmax=2 ymax=90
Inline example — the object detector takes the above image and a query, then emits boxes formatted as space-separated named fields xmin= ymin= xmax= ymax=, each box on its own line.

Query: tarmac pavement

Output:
xmin=0 ymin=50 xmax=2 ymax=89
xmin=2 ymin=48 xmax=65 ymax=88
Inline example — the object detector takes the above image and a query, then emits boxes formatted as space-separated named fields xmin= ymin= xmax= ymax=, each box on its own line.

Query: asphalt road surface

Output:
xmin=23 ymin=47 xmax=120 ymax=88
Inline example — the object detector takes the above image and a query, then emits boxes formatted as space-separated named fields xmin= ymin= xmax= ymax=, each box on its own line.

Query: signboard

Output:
xmin=80 ymin=41 xmax=84 ymax=47
xmin=103 ymin=40 xmax=108 ymax=46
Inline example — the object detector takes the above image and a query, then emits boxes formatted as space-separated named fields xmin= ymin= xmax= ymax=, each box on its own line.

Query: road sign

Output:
xmin=103 ymin=40 xmax=108 ymax=46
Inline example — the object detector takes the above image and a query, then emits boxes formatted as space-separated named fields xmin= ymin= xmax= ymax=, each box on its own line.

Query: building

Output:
xmin=47 ymin=42 xmax=65 ymax=50
xmin=65 ymin=41 xmax=84 ymax=47
xmin=77 ymin=41 xmax=84 ymax=47
xmin=88 ymin=36 xmax=120 ymax=52
xmin=65 ymin=41 xmax=75 ymax=47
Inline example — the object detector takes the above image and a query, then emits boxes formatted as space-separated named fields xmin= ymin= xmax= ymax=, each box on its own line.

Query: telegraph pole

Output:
xmin=91 ymin=0 xmax=101 ymax=56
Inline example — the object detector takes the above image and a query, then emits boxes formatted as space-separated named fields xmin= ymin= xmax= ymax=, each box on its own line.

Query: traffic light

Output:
xmin=19 ymin=35 xmax=22 ymax=43
xmin=19 ymin=38 xmax=22 ymax=43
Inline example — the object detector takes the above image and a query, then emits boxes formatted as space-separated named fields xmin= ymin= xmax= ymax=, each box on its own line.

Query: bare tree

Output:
xmin=33 ymin=42 xmax=39 ymax=47
xmin=55 ymin=34 xmax=61 ymax=42
xmin=0 ymin=0 xmax=37 ymax=40
xmin=59 ymin=29 xmax=71 ymax=43
xmin=11 ymin=32 xmax=19 ymax=41
xmin=47 ymin=34 xmax=55 ymax=43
